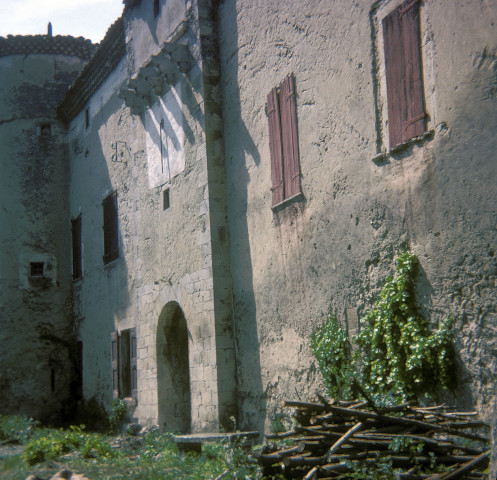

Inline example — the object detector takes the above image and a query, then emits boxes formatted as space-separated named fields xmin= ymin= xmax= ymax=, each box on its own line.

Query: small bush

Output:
xmin=23 ymin=426 xmax=113 ymax=465
xmin=0 ymin=415 xmax=37 ymax=444
xmin=108 ymin=399 xmax=127 ymax=434
xmin=312 ymin=251 xmax=455 ymax=402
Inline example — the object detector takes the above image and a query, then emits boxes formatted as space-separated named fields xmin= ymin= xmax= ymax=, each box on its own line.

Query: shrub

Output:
xmin=0 ymin=415 xmax=37 ymax=444
xmin=312 ymin=251 xmax=455 ymax=402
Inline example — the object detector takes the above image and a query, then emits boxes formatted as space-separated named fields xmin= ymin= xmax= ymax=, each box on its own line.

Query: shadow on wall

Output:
xmin=218 ymin=0 xmax=265 ymax=433
xmin=73 ymin=93 xmax=132 ymax=411
xmin=157 ymin=301 xmax=191 ymax=434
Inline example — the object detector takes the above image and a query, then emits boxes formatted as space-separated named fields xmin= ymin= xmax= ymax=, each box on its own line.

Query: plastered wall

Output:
xmin=218 ymin=0 xmax=497 ymax=432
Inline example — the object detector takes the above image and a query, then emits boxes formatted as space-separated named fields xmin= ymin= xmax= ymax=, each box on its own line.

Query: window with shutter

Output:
xmin=103 ymin=192 xmax=119 ymax=264
xmin=111 ymin=328 xmax=138 ymax=400
xmin=267 ymin=73 xmax=301 ymax=207
xmin=111 ymin=331 xmax=119 ymax=400
xmin=383 ymin=0 xmax=425 ymax=149
xmin=71 ymin=215 xmax=82 ymax=280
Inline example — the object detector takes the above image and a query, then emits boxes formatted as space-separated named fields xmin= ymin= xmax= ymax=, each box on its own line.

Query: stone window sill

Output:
xmin=372 ymin=129 xmax=434 ymax=164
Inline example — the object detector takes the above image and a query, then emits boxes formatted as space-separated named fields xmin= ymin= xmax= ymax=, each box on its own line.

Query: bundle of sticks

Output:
xmin=257 ymin=396 xmax=490 ymax=479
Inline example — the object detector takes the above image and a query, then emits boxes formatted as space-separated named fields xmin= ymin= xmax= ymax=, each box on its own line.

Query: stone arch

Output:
xmin=156 ymin=301 xmax=191 ymax=433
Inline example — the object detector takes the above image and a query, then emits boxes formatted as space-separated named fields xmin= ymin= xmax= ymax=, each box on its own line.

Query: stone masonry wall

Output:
xmin=0 ymin=52 xmax=87 ymax=420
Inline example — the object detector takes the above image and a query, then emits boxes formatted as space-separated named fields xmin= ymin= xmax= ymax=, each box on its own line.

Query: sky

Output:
xmin=0 ymin=0 xmax=124 ymax=43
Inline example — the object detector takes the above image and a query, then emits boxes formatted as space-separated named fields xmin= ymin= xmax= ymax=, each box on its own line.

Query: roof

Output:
xmin=0 ymin=34 xmax=95 ymax=60
xmin=57 ymin=17 xmax=126 ymax=125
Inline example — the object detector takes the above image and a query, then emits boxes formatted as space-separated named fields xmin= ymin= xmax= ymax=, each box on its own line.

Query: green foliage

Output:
xmin=221 ymin=435 xmax=260 ymax=480
xmin=23 ymin=425 xmax=113 ymax=465
xmin=310 ymin=313 xmax=355 ymax=400
xmin=0 ymin=415 xmax=37 ymax=444
xmin=108 ymin=399 xmax=127 ymax=434
xmin=312 ymin=251 xmax=455 ymax=402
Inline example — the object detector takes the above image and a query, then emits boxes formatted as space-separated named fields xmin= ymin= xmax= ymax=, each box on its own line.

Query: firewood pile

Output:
xmin=257 ymin=396 xmax=490 ymax=480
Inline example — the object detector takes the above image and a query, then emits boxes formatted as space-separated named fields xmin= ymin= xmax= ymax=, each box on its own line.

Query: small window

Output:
xmin=72 ymin=215 xmax=82 ymax=279
xmin=163 ymin=188 xmax=170 ymax=210
xmin=39 ymin=123 xmax=51 ymax=136
xmin=85 ymin=107 xmax=90 ymax=130
xmin=154 ymin=0 xmax=160 ymax=18
xmin=103 ymin=192 xmax=119 ymax=264
xmin=30 ymin=262 xmax=44 ymax=277
xmin=111 ymin=329 xmax=137 ymax=400
xmin=383 ymin=0 xmax=426 ymax=149
xmin=266 ymin=73 xmax=301 ymax=207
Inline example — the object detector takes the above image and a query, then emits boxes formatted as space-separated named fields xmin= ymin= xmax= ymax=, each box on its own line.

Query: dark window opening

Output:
xmin=103 ymin=192 xmax=119 ymax=264
xmin=40 ymin=123 xmax=51 ymax=136
xmin=383 ymin=0 xmax=426 ymax=149
xmin=85 ymin=107 xmax=90 ymax=130
xmin=111 ymin=328 xmax=137 ymax=400
xmin=72 ymin=215 xmax=82 ymax=279
xmin=30 ymin=262 xmax=44 ymax=277
xmin=163 ymin=188 xmax=170 ymax=210
xmin=266 ymin=73 xmax=301 ymax=207
xmin=154 ymin=0 xmax=160 ymax=17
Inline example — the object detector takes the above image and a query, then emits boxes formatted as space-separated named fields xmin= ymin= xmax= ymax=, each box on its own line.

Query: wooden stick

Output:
xmin=423 ymin=450 xmax=490 ymax=480
xmin=327 ymin=421 xmax=364 ymax=459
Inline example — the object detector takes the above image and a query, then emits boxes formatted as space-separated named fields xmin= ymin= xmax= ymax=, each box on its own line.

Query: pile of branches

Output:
xmin=257 ymin=396 xmax=490 ymax=479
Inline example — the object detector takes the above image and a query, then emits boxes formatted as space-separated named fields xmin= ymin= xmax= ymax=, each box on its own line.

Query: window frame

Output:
xmin=102 ymin=192 xmax=119 ymax=265
xmin=71 ymin=214 xmax=82 ymax=280
xmin=111 ymin=329 xmax=137 ymax=400
xmin=266 ymin=73 xmax=302 ymax=208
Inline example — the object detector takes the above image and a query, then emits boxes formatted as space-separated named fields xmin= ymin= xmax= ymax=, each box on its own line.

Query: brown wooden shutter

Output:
xmin=279 ymin=74 xmax=301 ymax=198
xmin=383 ymin=5 xmax=405 ymax=148
xmin=267 ymin=87 xmax=284 ymax=206
xmin=111 ymin=331 xmax=119 ymax=399
xmin=130 ymin=328 xmax=138 ymax=400
xmin=400 ymin=0 xmax=425 ymax=140
xmin=103 ymin=192 xmax=119 ymax=264
xmin=71 ymin=215 xmax=82 ymax=279
xmin=383 ymin=0 xmax=425 ymax=148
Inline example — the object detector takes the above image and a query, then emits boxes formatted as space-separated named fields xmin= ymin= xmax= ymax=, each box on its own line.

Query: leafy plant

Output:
xmin=0 ymin=415 xmax=37 ymax=444
xmin=23 ymin=425 xmax=113 ymax=465
xmin=310 ymin=313 xmax=355 ymax=400
xmin=108 ymin=399 xmax=127 ymax=434
xmin=312 ymin=251 xmax=455 ymax=402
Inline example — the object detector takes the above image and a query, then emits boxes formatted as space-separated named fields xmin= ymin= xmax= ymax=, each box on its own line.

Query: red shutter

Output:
xmin=267 ymin=87 xmax=284 ymax=206
xmin=111 ymin=331 xmax=119 ymax=399
xmin=130 ymin=328 xmax=138 ymax=400
xmin=383 ymin=0 xmax=425 ymax=149
xmin=400 ymin=0 xmax=425 ymax=140
xmin=383 ymin=5 xmax=404 ymax=148
xmin=279 ymin=74 xmax=301 ymax=198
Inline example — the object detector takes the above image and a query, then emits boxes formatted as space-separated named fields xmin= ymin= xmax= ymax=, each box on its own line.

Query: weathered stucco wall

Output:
xmin=218 ymin=0 xmax=497 ymax=432
xmin=0 ymin=52 xmax=87 ymax=420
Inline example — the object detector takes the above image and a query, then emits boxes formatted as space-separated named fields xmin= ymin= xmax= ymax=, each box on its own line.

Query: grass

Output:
xmin=0 ymin=415 xmax=260 ymax=480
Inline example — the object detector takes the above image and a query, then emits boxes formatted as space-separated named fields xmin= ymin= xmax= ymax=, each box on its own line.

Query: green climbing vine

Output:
xmin=311 ymin=251 xmax=455 ymax=402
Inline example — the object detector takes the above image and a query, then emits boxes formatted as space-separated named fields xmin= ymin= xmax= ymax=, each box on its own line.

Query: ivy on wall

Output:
xmin=311 ymin=251 xmax=455 ymax=402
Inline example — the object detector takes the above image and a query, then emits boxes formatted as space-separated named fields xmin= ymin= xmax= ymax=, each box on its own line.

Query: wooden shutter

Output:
xmin=383 ymin=0 xmax=425 ymax=148
xmin=111 ymin=331 xmax=119 ymax=399
xmin=71 ymin=215 xmax=82 ymax=279
xmin=103 ymin=192 xmax=119 ymax=264
xmin=400 ymin=0 xmax=425 ymax=141
xmin=267 ymin=87 xmax=284 ymax=206
xmin=130 ymin=328 xmax=138 ymax=400
xmin=279 ymin=74 xmax=301 ymax=198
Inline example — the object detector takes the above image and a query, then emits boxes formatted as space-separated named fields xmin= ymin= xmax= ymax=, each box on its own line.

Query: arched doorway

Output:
xmin=156 ymin=302 xmax=191 ymax=433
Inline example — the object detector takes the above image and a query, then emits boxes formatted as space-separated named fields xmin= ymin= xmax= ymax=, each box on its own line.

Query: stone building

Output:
xmin=0 ymin=0 xmax=496 ymax=437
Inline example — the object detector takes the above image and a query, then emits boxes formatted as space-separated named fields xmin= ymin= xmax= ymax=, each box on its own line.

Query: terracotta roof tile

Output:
xmin=57 ymin=18 xmax=126 ymax=124
xmin=0 ymin=34 xmax=95 ymax=60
